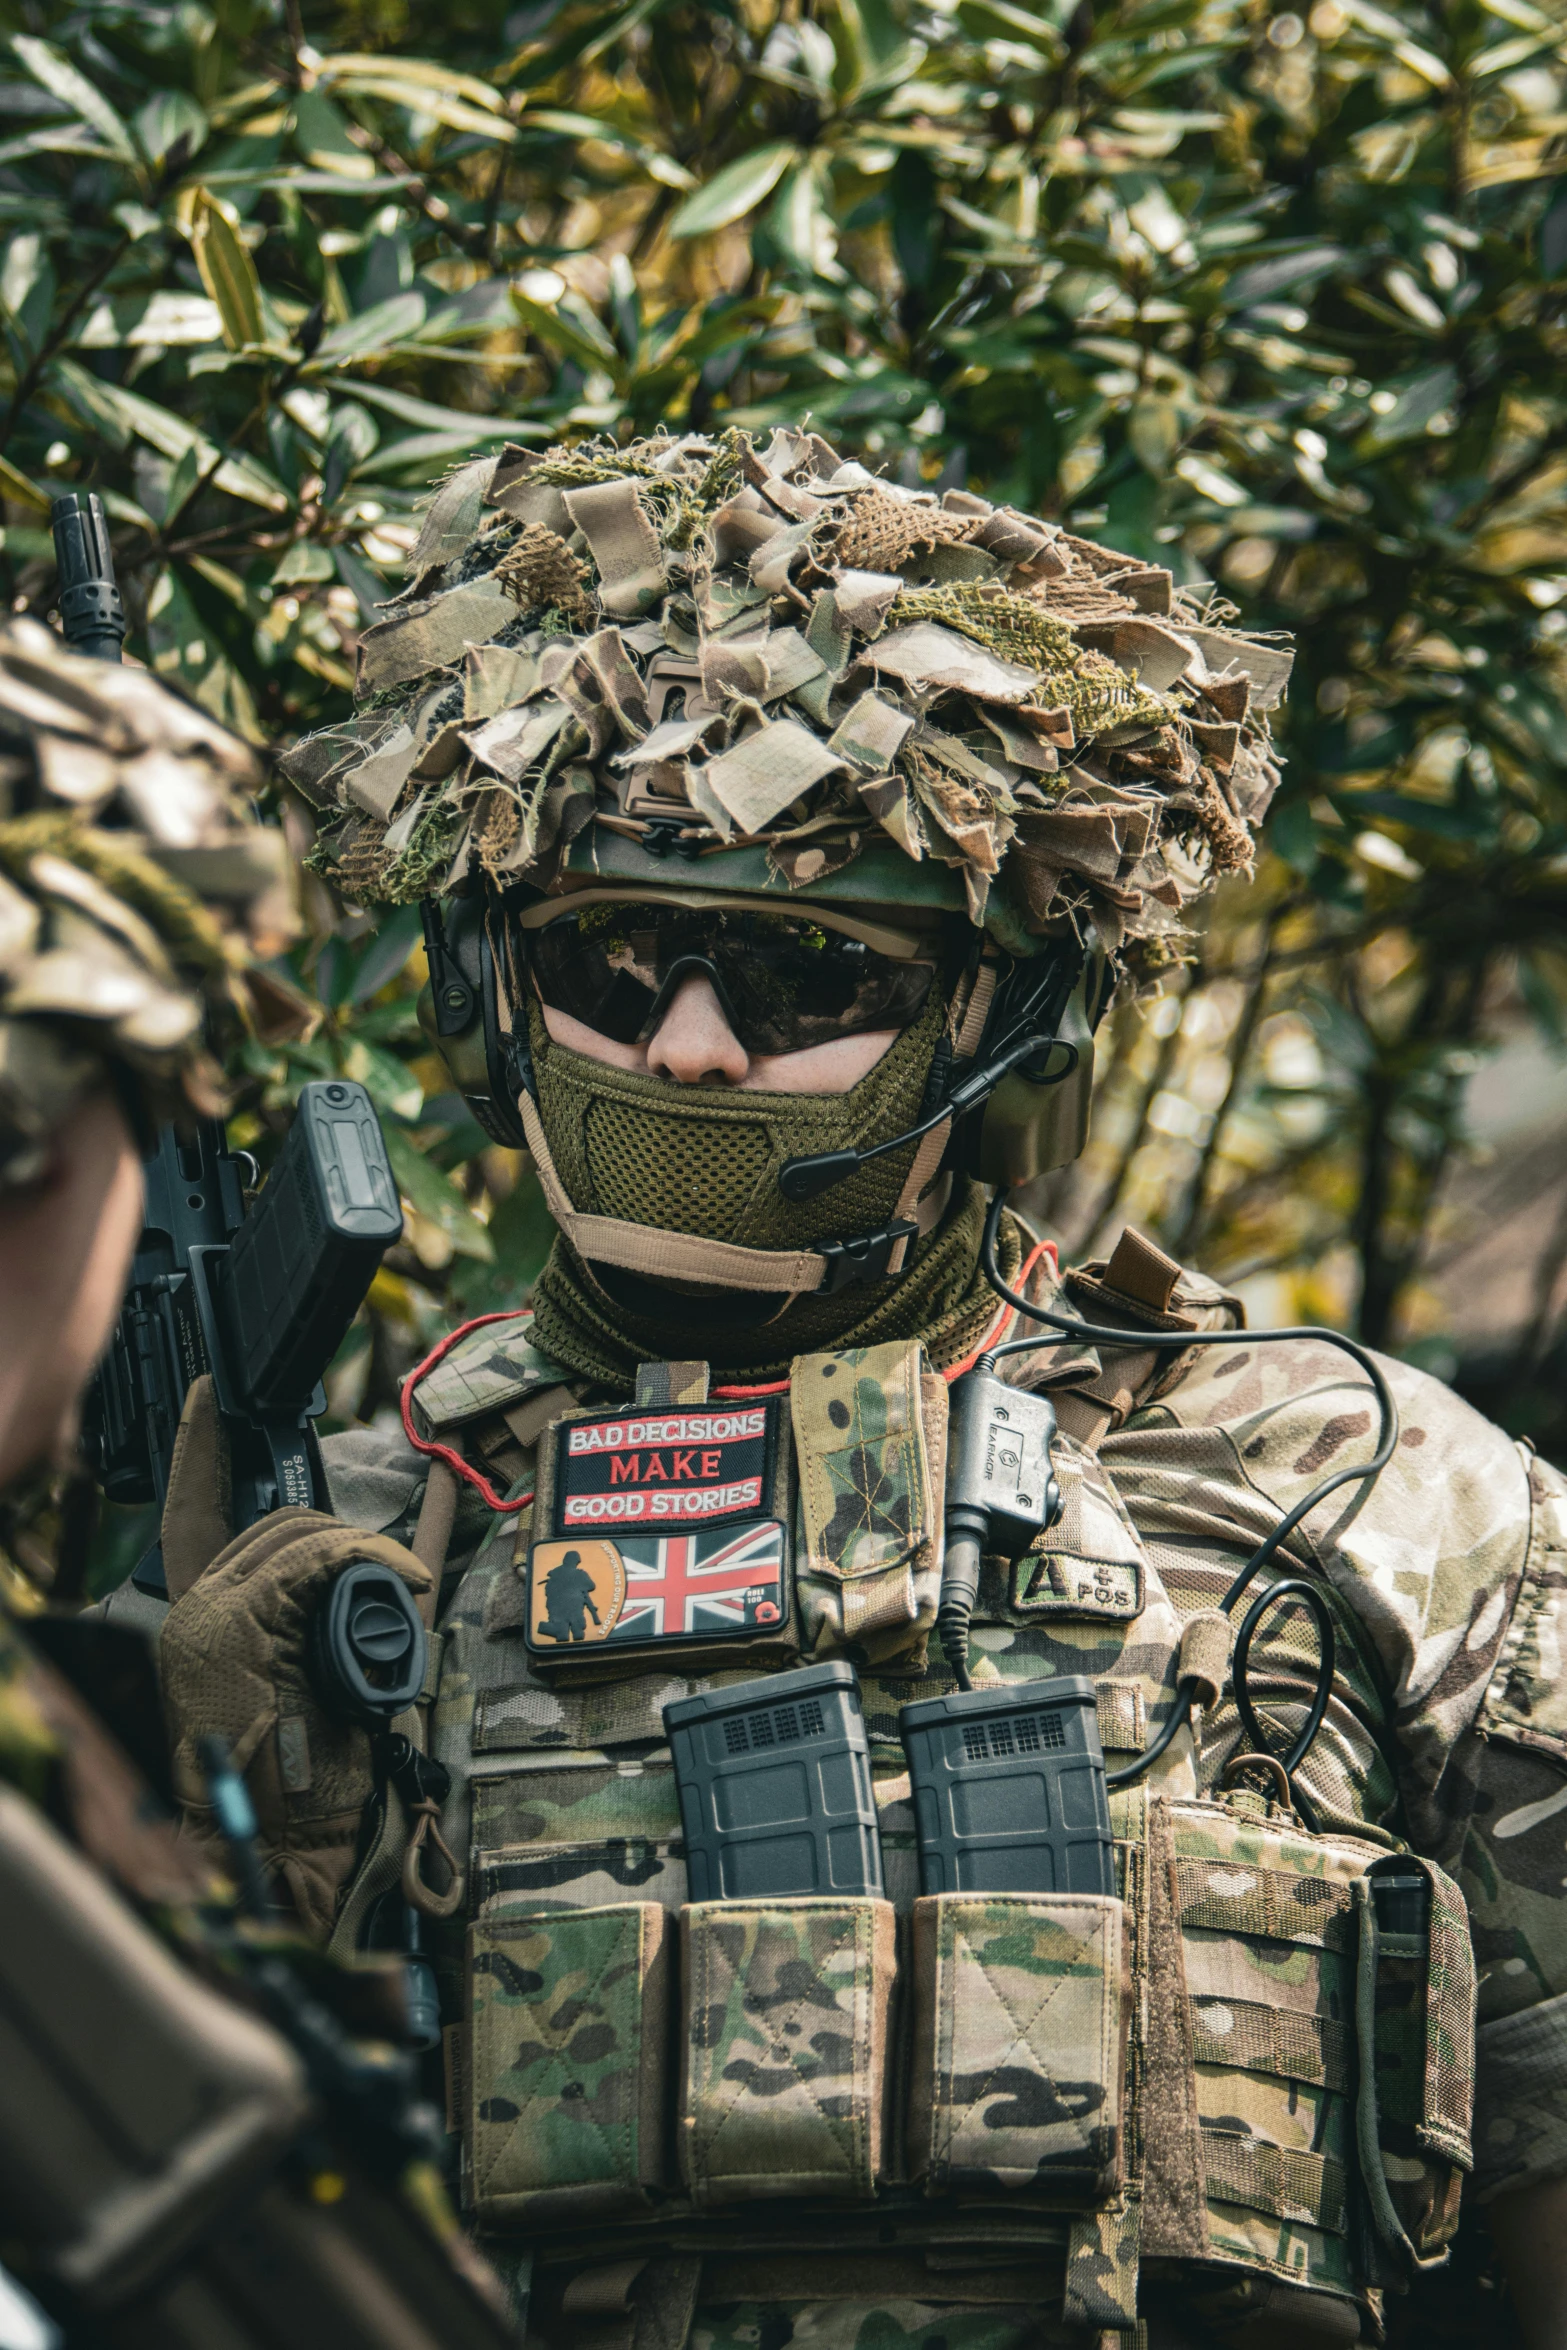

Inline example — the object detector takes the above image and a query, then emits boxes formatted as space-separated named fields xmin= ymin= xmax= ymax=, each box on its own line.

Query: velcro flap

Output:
xmin=679 ymin=1897 xmax=895 ymax=2206
xmin=908 ymin=1893 xmax=1127 ymax=2204
xmin=1010 ymin=1433 xmax=1144 ymax=1622
xmin=792 ymin=1341 xmax=932 ymax=1584
xmin=467 ymin=1900 xmax=672 ymax=2225
xmin=406 ymin=1312 xmax=571 ymax=1436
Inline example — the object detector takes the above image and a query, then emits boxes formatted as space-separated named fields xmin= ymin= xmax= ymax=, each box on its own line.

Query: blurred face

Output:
xmin=0 ymin=1093 xmax=143 ymax=1487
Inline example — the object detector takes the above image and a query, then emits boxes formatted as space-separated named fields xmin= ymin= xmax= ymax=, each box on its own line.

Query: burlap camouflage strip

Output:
xmin=282 ymin=426 xmax=1290 ymax=979
xmin=0 ymin=618 xmax=293 ymax=1183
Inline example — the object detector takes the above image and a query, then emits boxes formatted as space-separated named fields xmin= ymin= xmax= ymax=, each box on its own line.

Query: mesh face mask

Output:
xmin=526 ymin=979 xmax=949 ymax=1259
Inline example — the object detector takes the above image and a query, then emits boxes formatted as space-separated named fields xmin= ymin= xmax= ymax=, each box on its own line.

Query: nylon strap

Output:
xmin=516 ymin=1084 xmax=948 ymax=1294
xmin=1202 ymin=2131 xmax=1347 ymax=2232
xmin=1190 ymin=1995 xmax=1353 ymax=2092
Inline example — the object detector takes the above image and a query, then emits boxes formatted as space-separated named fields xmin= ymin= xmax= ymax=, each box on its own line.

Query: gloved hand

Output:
xmin=160 ymin=1509 xmax=433 ymax=1940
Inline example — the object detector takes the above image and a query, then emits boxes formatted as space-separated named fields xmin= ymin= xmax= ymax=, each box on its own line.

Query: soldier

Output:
xmin=161 ymin=430 xmax=1567 ymax=2350
xmin=0 ymin=616 xmax=289 ymax=1502
xmin=538 ymin=1550 xmax=600 ymax=1644
xmin=0 ymin=619 xmax=514 ymax=2350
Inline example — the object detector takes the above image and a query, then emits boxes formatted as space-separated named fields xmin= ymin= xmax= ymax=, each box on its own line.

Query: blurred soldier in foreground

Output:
xmin=0 ymin=620 xmax=512 ymax=2350
xmin=154 ymin=429 xmax=1567 ymax=2350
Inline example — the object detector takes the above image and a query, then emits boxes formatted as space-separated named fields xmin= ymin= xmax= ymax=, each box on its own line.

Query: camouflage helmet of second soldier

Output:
xmin=281 ymin=426 xmax=1291 ymax=1297
xmin=0 ymin=619 xmax=293 ymax=1188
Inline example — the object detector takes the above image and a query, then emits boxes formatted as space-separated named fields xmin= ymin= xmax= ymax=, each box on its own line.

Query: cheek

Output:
xmin=743 ymin=1029 xmax=898 ymax=1095
xmin=540 ymin=1003 xmax=649 ymax=1072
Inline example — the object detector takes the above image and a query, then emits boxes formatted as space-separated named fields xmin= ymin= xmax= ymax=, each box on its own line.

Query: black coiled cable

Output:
xmin=974 ymin=1189 xmax=1397 ymax=1815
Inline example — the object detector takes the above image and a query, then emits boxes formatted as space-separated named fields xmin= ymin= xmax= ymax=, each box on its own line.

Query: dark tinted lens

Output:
xmin=713 ymin=913 xmax=936 ymax=1054
xmin=530 ymin=906 xmax=937 ymax=1055
xmin=530 ymin=905 xmax=661 ymax=1044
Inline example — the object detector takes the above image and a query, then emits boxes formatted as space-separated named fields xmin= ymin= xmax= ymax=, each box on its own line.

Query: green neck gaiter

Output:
xmin=526 ymin=980 xmax=948 ymax=1255
xmin=524 ymin=981 xmax=1025 ymax=1384
xmin=529 ymin=1179 xmax=1025 ymax=1389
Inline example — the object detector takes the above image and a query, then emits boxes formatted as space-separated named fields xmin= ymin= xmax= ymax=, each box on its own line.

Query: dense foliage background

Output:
xmin=1 ymin=0 xmax=1565 ymax=1471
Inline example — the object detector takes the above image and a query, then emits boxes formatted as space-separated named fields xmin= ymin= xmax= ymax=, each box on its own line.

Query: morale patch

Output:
xmin=525 ymin=1397 xmax=795 ymax=1670
xmin=551 ymin=1397 xmax=775 ymax=1531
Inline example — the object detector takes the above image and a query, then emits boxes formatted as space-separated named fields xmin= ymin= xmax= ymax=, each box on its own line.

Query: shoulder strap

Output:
xmin=1052 ymin=1227 xmax=1244 ymax=1455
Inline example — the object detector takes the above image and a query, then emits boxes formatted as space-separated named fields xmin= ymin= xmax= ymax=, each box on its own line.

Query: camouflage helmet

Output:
xmin=278 ymin=428 xmax=1292 ymax=1273
xmin=281 ymin=423 xmax=1290 ymax=969
xmin=0 ymin=619 xmax=292 ymax=1188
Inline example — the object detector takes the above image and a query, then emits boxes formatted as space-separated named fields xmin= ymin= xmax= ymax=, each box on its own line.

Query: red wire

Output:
xmin=401 ymin=1240 xmax=1058 ymax=1508
xmin=400 ymin=1309 xmax=537 ymax=1514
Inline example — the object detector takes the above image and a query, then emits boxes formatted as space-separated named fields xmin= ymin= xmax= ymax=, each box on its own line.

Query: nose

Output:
xmin=646 ymin=972 xmax=750 ymax=1086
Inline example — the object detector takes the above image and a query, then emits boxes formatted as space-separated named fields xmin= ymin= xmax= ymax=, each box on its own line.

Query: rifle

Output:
xmin=50 ymin=495 xmax=405 ymax=1601
xmin=49 ymin=496 xmax=443 ymax=2045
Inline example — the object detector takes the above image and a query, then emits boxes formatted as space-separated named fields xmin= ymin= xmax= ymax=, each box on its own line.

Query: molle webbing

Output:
xmin=1190 ymin=1999 xmax=1353 ymax=2092
xmin=1203 ymin=2135 xmax=1347 ymax=2231
xmin=1175 ymin=1858 xmax=1357 ymax=1949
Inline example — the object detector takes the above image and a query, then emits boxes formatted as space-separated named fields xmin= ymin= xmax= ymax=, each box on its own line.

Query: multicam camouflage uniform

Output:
xmin=166 ymin=429 xmax=1567 ymax=2350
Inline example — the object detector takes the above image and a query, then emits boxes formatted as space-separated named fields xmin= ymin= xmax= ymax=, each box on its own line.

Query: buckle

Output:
xmin=642 ymin=818 xmax=706 ymax=862
xmin=816 ymin=1220 xmax=918 ymax=1292
xmin=373 ymin=1732 xmax=451 ymax=1811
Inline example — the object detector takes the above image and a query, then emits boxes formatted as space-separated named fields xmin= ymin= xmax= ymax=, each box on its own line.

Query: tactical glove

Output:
xmin=161 ymin=1509 xmax=433 ymax=1940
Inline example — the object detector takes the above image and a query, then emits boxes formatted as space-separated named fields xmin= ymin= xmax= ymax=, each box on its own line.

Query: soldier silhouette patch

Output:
xmin=527 ymin=1394 xmax=789 ymax=1656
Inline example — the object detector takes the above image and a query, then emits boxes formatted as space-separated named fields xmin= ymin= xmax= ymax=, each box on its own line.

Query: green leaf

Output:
xmin=333 ymin=539 xmax=390 ymax=624
xmin=134 ymin=89 xmax=208 ymax=167
xmin=52 ymin=360 xmax=289 ymax=509
xmin=344 ymin=378 xmax=543 ymax=437
xmin=315 ymin=292 xmax=429 ymax=363
xmin=447 ymin=1168 xmax=554 ymax=1312
xmin=187 ymin=187 xmax=264 ymax=350
xmin=0 ymin=454 xmax=50 ymax=515
xmin=272 ymin=539 xmax=335 ymax=584
xmin=163 ymin=443 xmax=203 ymax=526
xmin=11 ymin=35 xmax=138 ymax=165
xmin=668 ymin=142 xmax=799 ymax=238
xmin=290 ymin=87 xmax=377 ymax=179
xmin=1355 ymin=364 xmax=1460 ymax=456
xmin=1217 ymin=245 xmax=1344 ymax=311
xmin=350 ymin=903 xmax=426 ymax=1002
xmin=511 ymin=287 xmax=619 ymax=370
xmin=384 ymin=1125 xmax=494 ymax=1262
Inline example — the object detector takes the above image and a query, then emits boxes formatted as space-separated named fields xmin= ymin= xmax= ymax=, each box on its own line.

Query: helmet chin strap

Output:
xmin=513 ymin=1085 xmax=954 ymax=1297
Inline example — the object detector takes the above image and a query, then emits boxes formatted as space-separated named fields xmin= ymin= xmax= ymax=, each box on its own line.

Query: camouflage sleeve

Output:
xmin=319 ymin=1423 xmax=500 ymax=1585
xmin=1465 ymin=1452 xmax=1567 ymax=2202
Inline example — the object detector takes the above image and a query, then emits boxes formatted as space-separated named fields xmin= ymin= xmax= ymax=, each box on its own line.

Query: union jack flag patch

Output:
xmin=526 ymin=1392 xmax=794 ymax=1662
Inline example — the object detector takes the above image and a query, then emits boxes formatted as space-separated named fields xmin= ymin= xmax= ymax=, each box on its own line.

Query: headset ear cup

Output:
xmin=417 ymin=976 xmax=491 ymax=1098
xmin=975 ymin=1038 xmax=1094 ymax=1184
xmin=974 ymin=964 xmax=1097 ymax=1185
xmin=476 ymin=924 xmax=533 ymax=1151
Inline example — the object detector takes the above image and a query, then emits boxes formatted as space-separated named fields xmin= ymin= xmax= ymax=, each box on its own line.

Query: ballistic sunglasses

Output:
xmin=525 ymin=899 xmax=944 ymax=1058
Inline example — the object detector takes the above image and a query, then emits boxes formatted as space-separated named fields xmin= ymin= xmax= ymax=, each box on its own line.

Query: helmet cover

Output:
xmin=281 ymin=425 xmax=1292 ymax=982
xmin=0 ymin=619 xmax=294 ymax=1184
